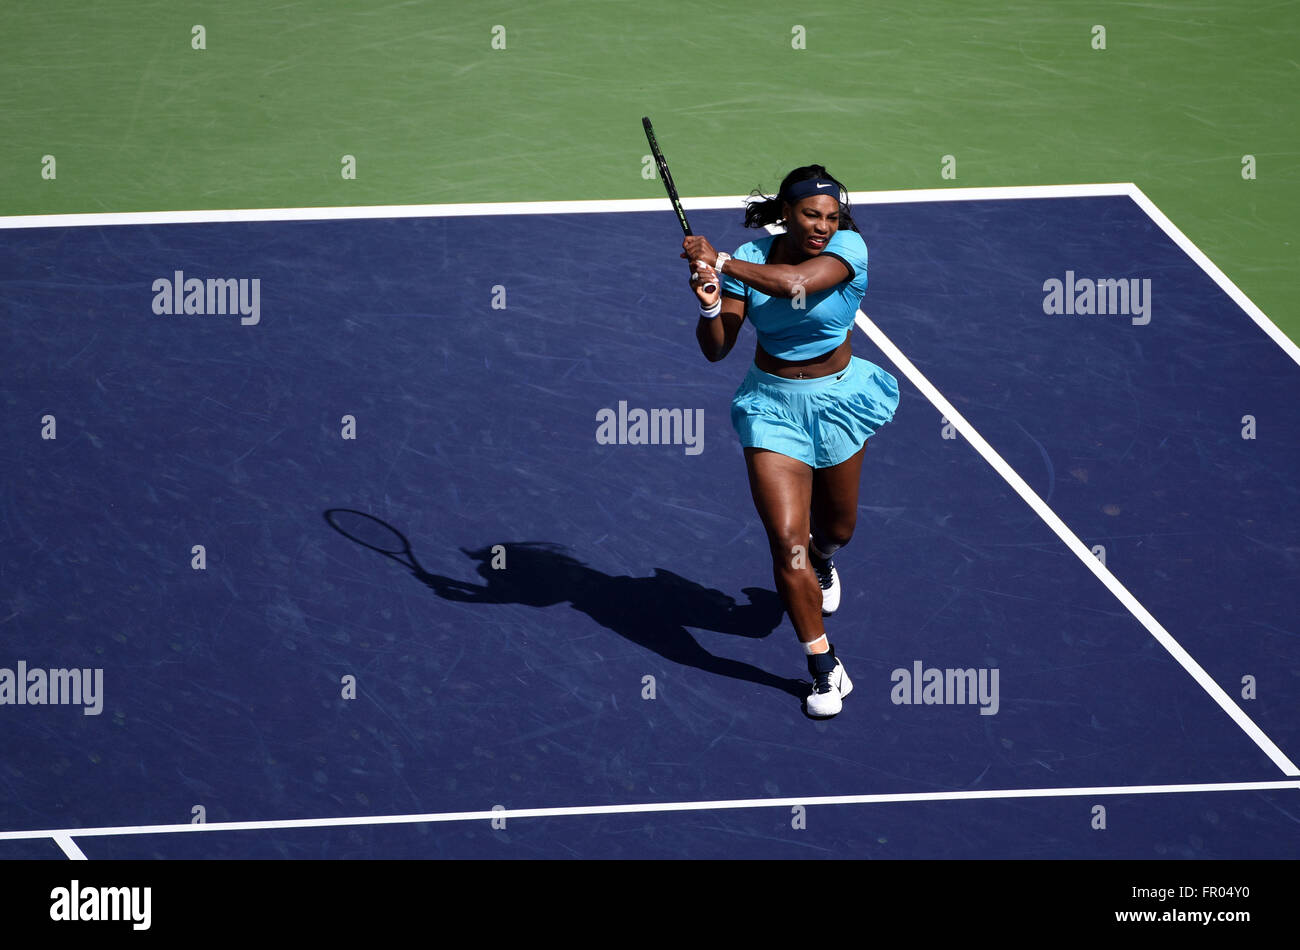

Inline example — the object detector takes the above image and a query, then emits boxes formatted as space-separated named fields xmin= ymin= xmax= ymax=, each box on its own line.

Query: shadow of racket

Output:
xmin=324 ymin=508 xmax=430 ymax=574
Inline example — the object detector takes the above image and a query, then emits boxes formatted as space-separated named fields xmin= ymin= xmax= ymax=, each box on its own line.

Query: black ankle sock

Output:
xmin=808 ymin=646 xmax=837 ymax=675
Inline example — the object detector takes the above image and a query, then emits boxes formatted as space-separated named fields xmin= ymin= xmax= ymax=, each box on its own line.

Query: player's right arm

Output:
xmin=690 ymin=259 xmax=744 ymax=362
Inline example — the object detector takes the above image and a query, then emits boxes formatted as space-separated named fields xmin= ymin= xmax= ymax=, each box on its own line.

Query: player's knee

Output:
xmin=768 ymin=527 xmax=812 ymax=570
xmin=829 ymin=520 xmax=856 ymax=548
xmin=813 ymin=517 xmax=855 ymax=551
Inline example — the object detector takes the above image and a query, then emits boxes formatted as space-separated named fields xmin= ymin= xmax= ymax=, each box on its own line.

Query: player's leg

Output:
xmin=811 ymin=442 xmax=866 ymax=552
xmin=743 ymin=447 xmax=823 ymax=646
xmin=745 ymin=447 xmax=853 ymax=716
xmin=809 ymin=442 xmax=867 ymax=614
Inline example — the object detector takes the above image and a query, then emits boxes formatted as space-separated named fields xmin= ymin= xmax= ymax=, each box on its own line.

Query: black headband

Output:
xmin=784 ymin=178 xmax=842 ymax=204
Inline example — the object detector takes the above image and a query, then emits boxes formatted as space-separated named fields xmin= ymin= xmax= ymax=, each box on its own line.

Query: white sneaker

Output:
xmin=812 ymin=555 xmax=840 ymax=616
xmin=806 ymin=652 xmax=853 ymax=718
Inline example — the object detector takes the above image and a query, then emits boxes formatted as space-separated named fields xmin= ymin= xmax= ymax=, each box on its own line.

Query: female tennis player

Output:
xmin=681 ymin=165 xmax=899 ymax=718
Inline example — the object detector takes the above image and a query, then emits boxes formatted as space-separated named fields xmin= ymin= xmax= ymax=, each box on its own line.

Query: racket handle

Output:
xmin=702 ymin=281 xmax=717 ymax=294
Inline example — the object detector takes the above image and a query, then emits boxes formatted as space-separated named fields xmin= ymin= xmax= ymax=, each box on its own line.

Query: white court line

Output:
xmin=855 ymin=308 xmax=1300 ymax=777
xmin=2 ymin=780 xmax=1296 ymax=844
xmin=0 ymin=183 xmax=1132 ymax=230
xmin=52 ymin=834 xmax=87 ymax=860
xmin=1126 ymin=185 xmax=1300 ymax=368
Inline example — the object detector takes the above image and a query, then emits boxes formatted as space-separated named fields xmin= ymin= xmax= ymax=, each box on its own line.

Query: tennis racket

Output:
xmin=642 ymin=116 xmax=716 ymax=294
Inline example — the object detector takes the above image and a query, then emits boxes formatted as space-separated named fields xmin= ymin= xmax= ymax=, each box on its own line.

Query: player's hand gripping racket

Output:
xmin=642 ymin=116 xmax=716 ymax=294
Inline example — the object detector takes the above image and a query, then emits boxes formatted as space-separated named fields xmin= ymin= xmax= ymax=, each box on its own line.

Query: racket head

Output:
xmin=324 ymin=508 xmax=416 ymax=563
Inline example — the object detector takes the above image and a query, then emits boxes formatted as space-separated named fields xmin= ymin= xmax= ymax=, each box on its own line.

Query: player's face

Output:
xmin=783 ymin=195 xmax=840 ymax=256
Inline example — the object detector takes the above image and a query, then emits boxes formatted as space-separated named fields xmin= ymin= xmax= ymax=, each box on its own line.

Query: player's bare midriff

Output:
xmin=754 ymin=332 xmax=852 ymax=379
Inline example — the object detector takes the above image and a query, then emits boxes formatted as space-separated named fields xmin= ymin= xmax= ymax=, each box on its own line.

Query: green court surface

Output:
xmin=1 ymin=1 xmax=1296 ymax=341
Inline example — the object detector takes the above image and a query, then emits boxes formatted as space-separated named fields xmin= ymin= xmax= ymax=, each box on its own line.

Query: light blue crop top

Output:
xmin=719 ymin=228 xmax=868 ymax=361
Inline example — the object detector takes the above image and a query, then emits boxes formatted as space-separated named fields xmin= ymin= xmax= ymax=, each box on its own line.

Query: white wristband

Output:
xmin=699 ymin=299 xmax=722 ymax=319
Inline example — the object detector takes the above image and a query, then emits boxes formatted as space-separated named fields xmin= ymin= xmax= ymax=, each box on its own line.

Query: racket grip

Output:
xmin=702 ymin=281 xmax=717 ymax=294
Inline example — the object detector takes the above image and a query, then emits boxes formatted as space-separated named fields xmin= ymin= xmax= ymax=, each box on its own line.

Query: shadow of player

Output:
xmin=323 ymin=510 xmax=804 ymax=699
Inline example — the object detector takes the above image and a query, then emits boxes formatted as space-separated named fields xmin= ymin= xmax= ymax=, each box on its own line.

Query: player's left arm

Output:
xmin=682 ymin=235 xmax=850 ymax=299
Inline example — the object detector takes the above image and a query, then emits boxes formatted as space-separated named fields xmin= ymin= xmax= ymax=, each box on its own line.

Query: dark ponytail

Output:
xmin=743 ymin=164 xmax=858 ymax=232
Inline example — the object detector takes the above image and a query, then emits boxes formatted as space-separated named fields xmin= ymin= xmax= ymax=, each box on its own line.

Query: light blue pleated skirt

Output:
xmin=730 ymin=356 xmax=900 ymax=468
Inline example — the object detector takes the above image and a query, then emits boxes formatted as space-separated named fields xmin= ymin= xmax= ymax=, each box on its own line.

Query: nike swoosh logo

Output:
xmin=817 ymin=184 xmax=833 ymax=190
